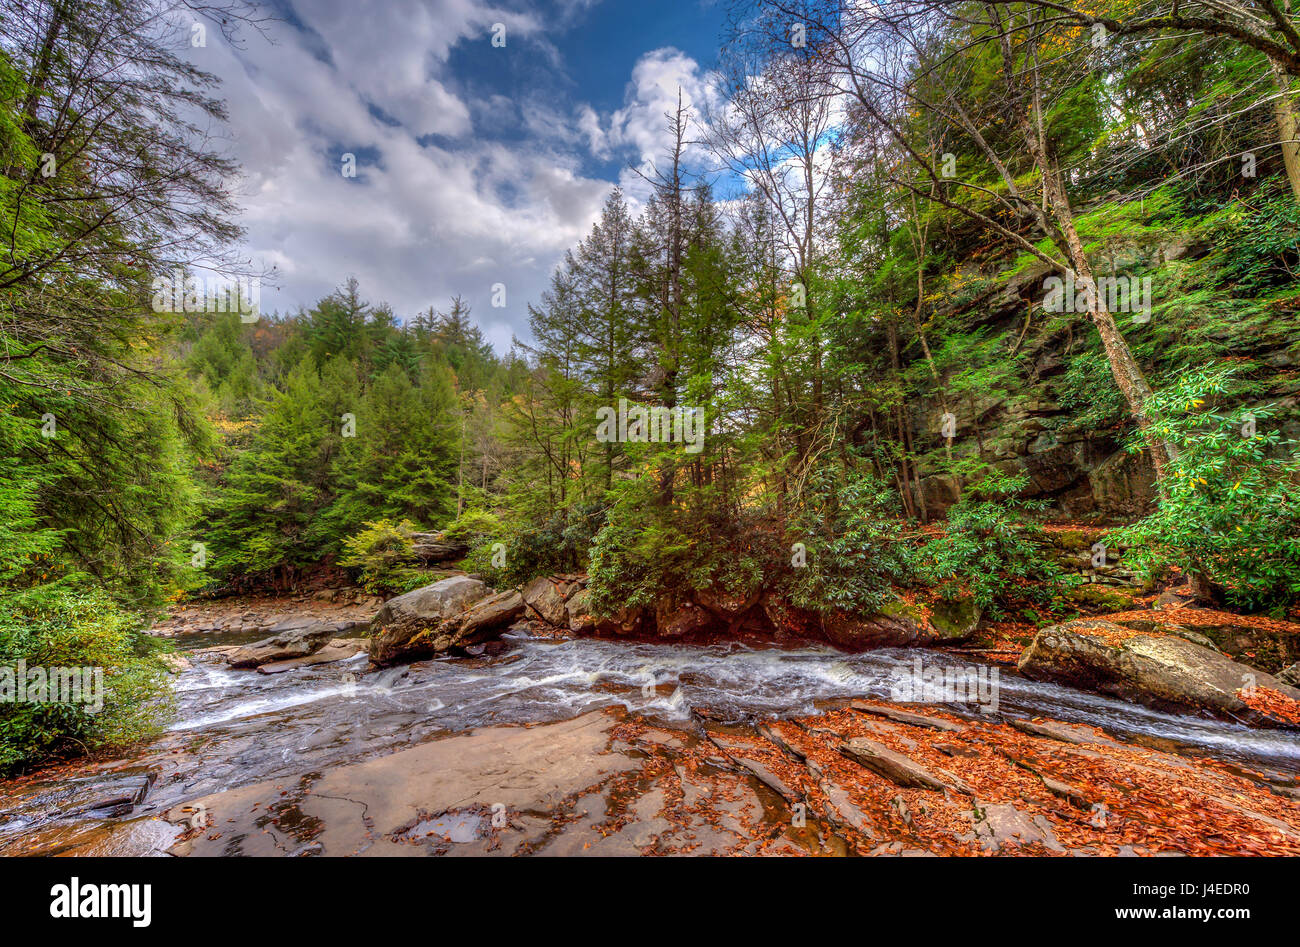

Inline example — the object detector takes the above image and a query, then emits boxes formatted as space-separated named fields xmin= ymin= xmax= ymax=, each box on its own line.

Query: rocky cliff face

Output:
xmin=905 ymin=241 xmax=1300 ymax=521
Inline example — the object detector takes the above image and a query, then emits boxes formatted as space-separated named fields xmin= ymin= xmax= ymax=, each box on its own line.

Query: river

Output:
xmin=1 ymin=623 xmax=1296 ymax=855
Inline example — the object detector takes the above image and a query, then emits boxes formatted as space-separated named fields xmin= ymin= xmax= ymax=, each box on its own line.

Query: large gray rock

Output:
xmin=1018 ymin=619 xmax=1300 ymax=727
xmin=1106 ymin=611 xmax=1300 ymax=674
xmin=369 ymin=576 xmax=490 ymax=665
xmin=456 ymin=589 xmax=525 ymax=642
xmin=521 ymin=576 xmax=570 ymax=626
xmin=226 ymin=621 xmax=350 ymax=668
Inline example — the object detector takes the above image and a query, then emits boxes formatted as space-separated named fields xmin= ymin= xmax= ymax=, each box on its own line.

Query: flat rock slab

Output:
xmin=968 ymin=802 xmax=1066 ymax=853
xmin=1007 ymin=717 xmax=1119 ymax=746
xmin=840 ymin=737 xmax=967 ymax=794
xmin=266 ymin=616 xmax=317 ymax=635
xmin=226 ymin=621 xmax=352 ymax=668
xmin=706 ymin=732 xmax=800 ymax=803
xmin=256 ymin=642 xmax=367 ymax=674
xmin=817 ymin=778 xmax=879 ymax=840
xmin=849 ymin=701 xmax=966 ymax=732
xmin=166 ymin=711 xmax=637 ymax=857
xmin=0 ymin=815 xmax=179 ymax=857
xmin=61 ymin=773 xmax=154 ymax=819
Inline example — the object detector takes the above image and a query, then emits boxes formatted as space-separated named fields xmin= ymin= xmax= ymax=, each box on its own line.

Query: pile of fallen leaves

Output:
xmin=1115 ymin=605 xmax=1300 ymax=638
xmin=1237 ymin=686 xmax=1300 ymax=726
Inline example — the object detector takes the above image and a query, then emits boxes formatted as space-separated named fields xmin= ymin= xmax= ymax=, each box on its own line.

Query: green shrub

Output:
xmin=586 ymin=506 xmax=675 ymax=614
xmin=586 ymin=484 xmax=769 ymax=618
xmin=914 ymin=471 xmax=1070 ymax=616
xmin=440 ymin=509 xmax=504 ymax=547
xmin=471 ymin=503 xmax=606 ymax=588
xmin=338 ymin=518 xmax=432 ymax=594
xmin=1108 ymin=366 xmax=1300 ymax=611
xmin=0 ymin=587 xmax=174 ymax=773
xmin=1209 ymin=187 xmax=1300 ymax=292
xmin=783 ymin=470 xmax=912 ymax=615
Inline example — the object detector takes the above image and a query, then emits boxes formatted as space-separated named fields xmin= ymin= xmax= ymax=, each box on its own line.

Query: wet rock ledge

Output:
xmin=161 ymin=701 xmax=1300 ymax=857
xmin=367 ymin=572 xmax=980 ymax=667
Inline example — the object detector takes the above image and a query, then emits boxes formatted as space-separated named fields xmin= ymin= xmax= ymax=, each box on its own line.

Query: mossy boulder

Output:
xmin=1066 ymin=584 xmax=1138 ymax=612
xmin=928 ymin=596 xmax=982 ymax=639
xmin=1048 ymin=529 xmax=1092 ymax=552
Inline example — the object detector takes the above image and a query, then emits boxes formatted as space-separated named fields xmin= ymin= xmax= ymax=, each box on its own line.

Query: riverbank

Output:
xmin=2 ymin=591 xmax=1298 ymax=856
xmin=162 ymin=701 xmax=1300 ymax=857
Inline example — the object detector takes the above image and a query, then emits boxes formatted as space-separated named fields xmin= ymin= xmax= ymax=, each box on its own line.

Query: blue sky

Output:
xmin=440 ymin=0 xmax=728 ymax=177
xmin=197 ymin=0 xmax=733 ymax=352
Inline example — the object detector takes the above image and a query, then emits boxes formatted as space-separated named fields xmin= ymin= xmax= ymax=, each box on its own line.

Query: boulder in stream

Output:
xmin=1104 ymin=609 xmax=1300 ymax=674
xmin=369 ymin=576 xmax=525 ymax=665
xmin=1017 ymin=619 xmax=1300 ymax=727
xmin=226 ymin=621 xmax=355 ymax=669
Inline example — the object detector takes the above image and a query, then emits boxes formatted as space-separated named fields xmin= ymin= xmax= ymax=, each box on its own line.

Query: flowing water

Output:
xmin=2 ymin=624 xmax=1296 ymax=854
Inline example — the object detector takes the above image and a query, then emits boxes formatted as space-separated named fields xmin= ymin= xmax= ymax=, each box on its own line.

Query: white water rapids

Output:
xmin=169 ymin=628 xmax=1300 ymax=779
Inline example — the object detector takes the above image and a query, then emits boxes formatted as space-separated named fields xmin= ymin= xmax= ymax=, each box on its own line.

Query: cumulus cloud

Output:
xmin=603 ymin=47 xmax=723 ymax=198
xmin=188 ymin=0 xmax=746 ymax=352
xmin=195 ymin=0 xmax=612 ymax=349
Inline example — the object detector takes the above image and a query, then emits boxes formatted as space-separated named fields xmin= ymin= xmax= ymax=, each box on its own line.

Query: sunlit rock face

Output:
xmin=368 ymin=575 xmax=494 ymax=665
xmin=1018 ymin=618 xmax=1300 ymax=727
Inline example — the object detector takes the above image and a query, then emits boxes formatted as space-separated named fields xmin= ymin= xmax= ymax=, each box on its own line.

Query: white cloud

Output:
xmin=605 ymin=47 xmax=722 ymax=193
xmin=195 ymin=0 xmax=612 ymax=349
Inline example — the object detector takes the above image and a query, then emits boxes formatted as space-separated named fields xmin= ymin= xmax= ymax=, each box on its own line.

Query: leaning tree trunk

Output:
xmin=1047 ymin=173 xmax=1173 ymax=484
xmin=989 ymin=5 xmax=1174 ymax=485
xmin=1270 ymin=58 xmax=1300 ymax=204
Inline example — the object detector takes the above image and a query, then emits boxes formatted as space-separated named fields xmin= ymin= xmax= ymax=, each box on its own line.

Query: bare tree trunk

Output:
xmin=655 ymin=94 xmax=689 ymax=508
xmin=20 ymin=0 xmax=67 ymax=133
xmin=1270 ymin=57 xmax=1300 ymax=203
xmin=1040 ymin=158 xmax=1171 ymax=481
xmin=989 ymin=5 xmax=1173 ymax=480
xmin=456 ymin=411 xmax=466 ymax=517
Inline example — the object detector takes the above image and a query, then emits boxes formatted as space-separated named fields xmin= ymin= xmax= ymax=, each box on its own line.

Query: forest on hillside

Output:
xmin=3 ymin=0 xmax=1300 ymax=779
